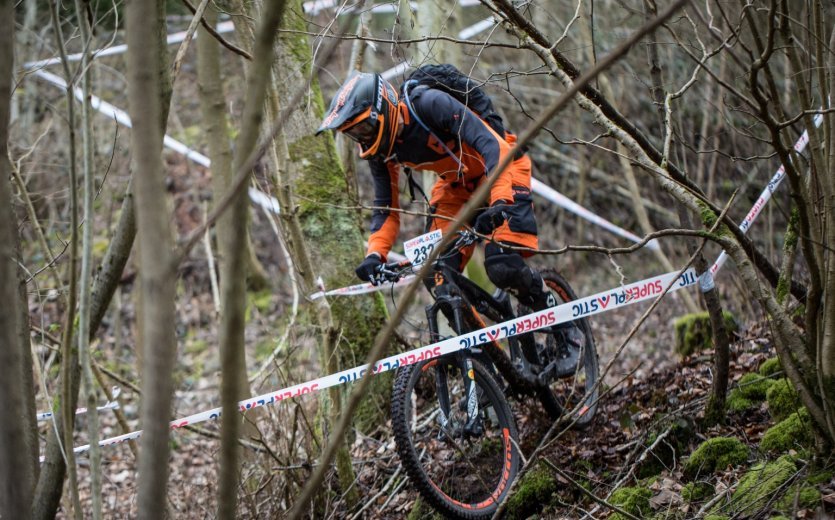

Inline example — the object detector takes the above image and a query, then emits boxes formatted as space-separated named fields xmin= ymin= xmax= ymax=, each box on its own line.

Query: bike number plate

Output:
xmin=403 ymin=229 xmax=442 ymax=267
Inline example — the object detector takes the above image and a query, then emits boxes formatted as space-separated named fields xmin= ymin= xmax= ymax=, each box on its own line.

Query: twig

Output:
xmin=348 ymin=466 xmax=401 ymax=520
xmin=90 ymin=362 xmax=138 ymax=458
xmin=609 ymin=426 xmax=673 ymax=493
xmin=541 ymin=459 xmax=642 ymax=520
xmin=179 ymin=0 xmax=253 ymax=60
xmin=248 ymin=192 xmax=299 ymax=386
xmin=202 ymin=203 xmax=221 ymax=314
xmin=171 ymin=0 xmax=211 ymax=80
xmin=47 ymin=0 xmax=83 ymax=515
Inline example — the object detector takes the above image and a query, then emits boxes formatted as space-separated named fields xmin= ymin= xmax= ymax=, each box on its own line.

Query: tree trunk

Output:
xmin=209 ymin=1 xmax=287 ymax=516
xmin=0 ymin=1 xmax=36 ymax=514
xmin=73 ymin=0 xmax=103 ymax=513
xmin=275 ymin=0 xmax=391 ymax=434
xmin=125 ymin=0 xmax=178 ymax=516
xmin=196 ymin=0 xmax=257 ymax=442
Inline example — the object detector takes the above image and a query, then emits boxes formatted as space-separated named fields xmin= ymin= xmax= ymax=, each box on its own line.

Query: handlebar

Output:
xmin=371 ymin=230 xmax=482 ymax=285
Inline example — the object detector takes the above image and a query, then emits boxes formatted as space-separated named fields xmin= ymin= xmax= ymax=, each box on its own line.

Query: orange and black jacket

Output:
xmin=366 ymin=88 xmax=532 ymax=259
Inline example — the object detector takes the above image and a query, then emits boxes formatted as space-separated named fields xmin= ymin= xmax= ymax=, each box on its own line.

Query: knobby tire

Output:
xmin=391 ymin=357 xmax=520 ymax=519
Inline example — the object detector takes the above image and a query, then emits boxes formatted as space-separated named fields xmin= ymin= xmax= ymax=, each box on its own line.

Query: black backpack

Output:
xmin=401 ymin=64 xmax=507 ymax=138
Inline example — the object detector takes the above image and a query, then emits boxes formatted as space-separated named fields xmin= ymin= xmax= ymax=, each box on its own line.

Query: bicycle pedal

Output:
xmin=553 ymin=346 xmax=581 ymax=378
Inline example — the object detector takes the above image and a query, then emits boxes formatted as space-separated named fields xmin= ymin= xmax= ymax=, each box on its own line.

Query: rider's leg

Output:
xmin=483 ymin=243 xmax=556 ymax=311
xmin=420 ymin=182 xmax=477 ymax=336
xmin=420 ymin=181 xmax=475 ymax=295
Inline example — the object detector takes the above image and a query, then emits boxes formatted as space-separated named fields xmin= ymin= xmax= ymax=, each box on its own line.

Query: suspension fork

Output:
xmin=425 ymin=295 xmax=482 ymax=436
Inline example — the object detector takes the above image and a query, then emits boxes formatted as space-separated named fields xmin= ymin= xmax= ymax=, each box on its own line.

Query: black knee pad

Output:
xmin=484 ymin=249 xmax=533 ymax=290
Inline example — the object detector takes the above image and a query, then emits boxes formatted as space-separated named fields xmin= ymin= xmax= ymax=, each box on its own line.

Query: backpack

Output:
xmin=401 ymin=64 xmax=507 ymax=138
xmin=399 ymin=64 xmax=513 ymax=204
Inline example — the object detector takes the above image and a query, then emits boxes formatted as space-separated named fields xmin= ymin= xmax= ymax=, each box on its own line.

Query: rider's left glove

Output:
xmin=474 ymin=201 xmax=510 ymax=235
xmin=355 ymin=253 xmax=384 ymax=285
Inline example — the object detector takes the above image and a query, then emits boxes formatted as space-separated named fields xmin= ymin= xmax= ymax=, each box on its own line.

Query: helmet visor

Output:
xmin=342 ymin=117 xmax=378 ymax=146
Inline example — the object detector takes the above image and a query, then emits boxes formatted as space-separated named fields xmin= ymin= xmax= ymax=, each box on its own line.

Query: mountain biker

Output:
xmin=316 ymin=70 xmax=557 ymax=312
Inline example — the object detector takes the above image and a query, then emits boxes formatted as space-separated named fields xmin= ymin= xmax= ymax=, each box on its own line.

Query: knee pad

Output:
xmin=484 ymin=251 xmax=533 ymax=291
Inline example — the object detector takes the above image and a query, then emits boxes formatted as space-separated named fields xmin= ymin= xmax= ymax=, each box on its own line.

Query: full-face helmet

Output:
xmin=316 ymin=71 xmax=400 ymax=159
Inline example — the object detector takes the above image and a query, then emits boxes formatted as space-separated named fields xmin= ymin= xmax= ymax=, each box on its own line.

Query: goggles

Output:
xmin=342 ymin=117 xmax=378 ymax=146
xmin=340 ymin=106 xmax=387 ymax=158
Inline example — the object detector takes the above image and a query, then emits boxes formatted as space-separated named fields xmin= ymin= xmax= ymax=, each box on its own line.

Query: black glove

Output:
xmin=475 ymin=201 xmax=510 ymax=235
xmin=355 ymin=254 xmax=384 ymax=284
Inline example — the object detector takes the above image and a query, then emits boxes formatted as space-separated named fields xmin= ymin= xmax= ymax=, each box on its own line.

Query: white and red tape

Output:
xmin=62 ymin=267 xmax=698 ymax=457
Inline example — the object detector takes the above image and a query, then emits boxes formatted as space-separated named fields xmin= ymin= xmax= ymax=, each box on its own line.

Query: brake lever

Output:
xmin=373 ymin=262 xmax=406 ymax=285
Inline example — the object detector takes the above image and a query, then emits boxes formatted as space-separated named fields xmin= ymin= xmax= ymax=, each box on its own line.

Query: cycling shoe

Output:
xmin=553 ymin=324 xmax=583 ymax=378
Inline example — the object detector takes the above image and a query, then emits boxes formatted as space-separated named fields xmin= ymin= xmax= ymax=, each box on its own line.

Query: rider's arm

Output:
xmin=416 ymin=89 xmax=515 ymax=204
xmin=366 ymin=158 xmax=401 ymax=260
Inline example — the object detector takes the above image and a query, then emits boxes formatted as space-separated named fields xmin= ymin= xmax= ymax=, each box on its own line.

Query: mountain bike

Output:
xmin=380 ymin=230 xmax=599 ymax=518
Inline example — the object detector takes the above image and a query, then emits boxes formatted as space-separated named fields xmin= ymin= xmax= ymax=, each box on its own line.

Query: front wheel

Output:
xmin=522 ymin=269 xmax=600 ymax=428
xmin=391 ymin=356 xmax=520 ymax=519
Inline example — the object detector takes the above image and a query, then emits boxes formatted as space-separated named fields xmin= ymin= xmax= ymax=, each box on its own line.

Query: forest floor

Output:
xmin=344 ymin=322 xmax=835 ymax=520
xmin=66 ymin=298 xmax=835 ymax=519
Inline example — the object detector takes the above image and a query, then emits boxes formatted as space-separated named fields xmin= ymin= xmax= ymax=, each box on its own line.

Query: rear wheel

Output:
xmin=521 ymin=269 xmax=599 ymax=427
xmin=391 ymin=357 xmax=520 ymax=518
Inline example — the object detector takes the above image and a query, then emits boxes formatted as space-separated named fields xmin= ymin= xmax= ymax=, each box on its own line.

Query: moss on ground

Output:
xmin=759 ymin=357 xmax=783 ymax=377
xmin=405 ymin=496 xmax=443 ymax=520
xmin=250 ymin=289 xmax=274 ymax=313
xmin=766 ymin=379 xmax=801 ymax=421
xmin=723 ymin=456 xmax=796 ymax=517
xmin=775 ymin=483 xmax=820 ymax=511
xmin=727 ymin=373 xmax=775 ymax=413
xmin=608 ymin=486 xmax=652 ymax=520
xmin=684 ymin=437 xmax=748 ymax=480
xmin=682 ymin=481 xmax=713 ymax=503
xmin=807 ymin=469 xmax=834 ymax=485
xmin=504 ymin=466 xmax=558 ymax=520
xmin=760 ymin=408 xmax=813 ymax=454
xmin=736 ymin=373 xmax=775 ymax=399
xmin=726 ymin=392 xmax=755 ymax=412
xmin=673 ymin=311 xmax=738 ymax=357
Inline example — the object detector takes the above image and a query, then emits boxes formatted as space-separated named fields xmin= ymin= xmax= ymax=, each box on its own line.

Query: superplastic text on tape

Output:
xmin=66 ymin=267 xmax=698 ymax=456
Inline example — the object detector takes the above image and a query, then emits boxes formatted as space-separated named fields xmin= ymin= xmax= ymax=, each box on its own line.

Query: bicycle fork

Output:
xmin=426 ymin=296 xmax=483 ymax=438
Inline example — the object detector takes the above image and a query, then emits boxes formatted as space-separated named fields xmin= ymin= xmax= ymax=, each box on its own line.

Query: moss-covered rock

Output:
xmin=760 ymin=409 xmax=813 ymax=454
xmin=673 ymin=311 xmax=738 ymax=356
xmin=727 ymin=373 xmax=775 ymax=413
xmin=681 ymin=481 xmax=713 ymax=503
xmin=726 ymin=391 xmax=755 ymax=413
xmin=725 ymin=456 xmax=796 ymax=516
xmin=766 ymin=379 xmax=801 ymax=422
xmin=736 ymin=373 xmax=776 ymax=400
xmin=775 ymin=483 xmax=820 ymax=511
xmin=608 ymin=486 xmax=652 ymax=520
xmin=759 ymin=357 xmax=783 ymax=377
xmin=504 ymin=466 xmax=558 ymax=520
xmin=684 ymin=437 xmax=749 ymax=480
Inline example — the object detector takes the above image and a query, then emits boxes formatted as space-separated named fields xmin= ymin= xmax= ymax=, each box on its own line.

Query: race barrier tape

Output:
xmin=63 ymin=266 xmax=698 ymax=457
xmin=710 ymin=113 xmax=823 ymax=275
xmin=309 ymin=275 xmax=417 ymax=300
xmin=61 ymin=104 xmax=821 ymax=455
xmin=37 ymin=388 xmax=121 ymax=422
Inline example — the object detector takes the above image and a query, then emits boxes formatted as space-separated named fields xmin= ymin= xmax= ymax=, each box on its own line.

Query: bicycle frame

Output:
xmin=423 ymin=261 xmax=543 ymax=402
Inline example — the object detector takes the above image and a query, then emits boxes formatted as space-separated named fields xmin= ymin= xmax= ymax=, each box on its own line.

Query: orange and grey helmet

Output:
xmin=316 ymin=71 xmax=400 ymax=159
